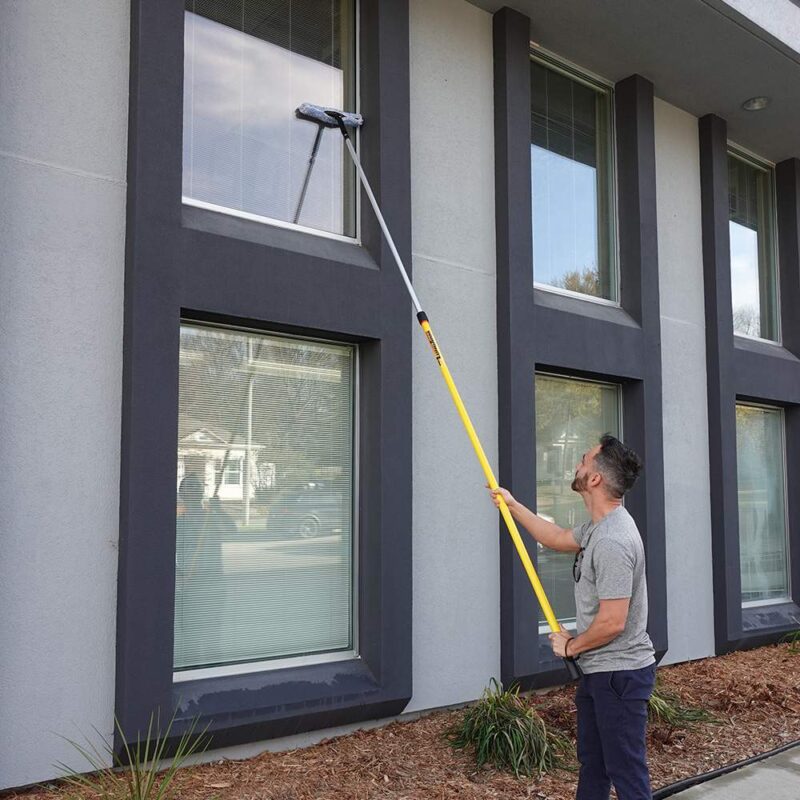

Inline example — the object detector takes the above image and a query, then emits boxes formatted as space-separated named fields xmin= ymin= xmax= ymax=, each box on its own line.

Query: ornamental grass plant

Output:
xmin=447 ymin=679 xmax=571 ymax=778
xmin=57 ymin=714 xmax=210 ymax=800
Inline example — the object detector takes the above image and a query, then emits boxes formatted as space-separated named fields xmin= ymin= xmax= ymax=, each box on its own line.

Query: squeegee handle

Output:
xmin=336 ymin=122 xmax=581 ymax=680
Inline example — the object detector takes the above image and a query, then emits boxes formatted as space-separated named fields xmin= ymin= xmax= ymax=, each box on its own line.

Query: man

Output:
xmin=489 ymin=434 xmax=655 ymax=800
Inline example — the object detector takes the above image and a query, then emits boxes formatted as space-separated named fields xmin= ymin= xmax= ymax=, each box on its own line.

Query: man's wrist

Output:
xmin=566 ymin=636 xmax=578 ymax=657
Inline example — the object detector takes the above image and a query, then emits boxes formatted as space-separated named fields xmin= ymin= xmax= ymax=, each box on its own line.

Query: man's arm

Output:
xmin=557 ymin=598 xmax=630 ymax=657
xmin=489 ymin=487 xmax=581 ymax=553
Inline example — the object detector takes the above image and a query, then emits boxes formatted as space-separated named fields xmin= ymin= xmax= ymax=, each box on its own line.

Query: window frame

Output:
xmin=181 ymin=0 xmax=363 ymax=244
xmin=699 ymin=114 xmax=800 ymax=654
xmin=735 ymin=401 xmax=792 ymax=608
xmin=117 ymin=0 xmax=412 ymax=754
xmin=494 ymin=7 xmax=667 ymax=689
xmin=727 ymin=144 xmax=781 ymax=345
xmin=172 ymin=322 xmax=362 ymax=683
xmin=529 ymin=46 xmax=621 ymax=307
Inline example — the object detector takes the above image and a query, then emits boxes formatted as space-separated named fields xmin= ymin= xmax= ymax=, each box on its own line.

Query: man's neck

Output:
xmin=583 ymin=493 xmax=622 ymax=524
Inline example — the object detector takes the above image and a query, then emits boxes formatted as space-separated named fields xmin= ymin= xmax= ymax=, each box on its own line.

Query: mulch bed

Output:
xmin=11 ymin=643 xmax=800 ymax=800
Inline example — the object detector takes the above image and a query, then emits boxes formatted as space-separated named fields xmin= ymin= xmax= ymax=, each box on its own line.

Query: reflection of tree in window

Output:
xmin=735 ymin=405 xmax=788 ymax=604
xmin=175 ymin=324 xmax=355 ymax=671
xmin=728 ymin=153 xmax=778 ymax=341
xmin=530 ymin=58 xmax=615 ymax=300
xmin=535 ymin=375 xmax=620 ymax=627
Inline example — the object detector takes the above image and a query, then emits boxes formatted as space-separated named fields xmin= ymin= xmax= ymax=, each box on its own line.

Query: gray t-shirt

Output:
xmin=571 ymin=506 xmax=655 ymax=674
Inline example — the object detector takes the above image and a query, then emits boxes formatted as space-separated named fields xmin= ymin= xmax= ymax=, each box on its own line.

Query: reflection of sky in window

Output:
xmin=183 ymin=11 xmax=348 ymax=235
xmin=729 ymin=221 xmax=761 ymax=337
xmin=532 ymin=145 xmax=598 ymax=288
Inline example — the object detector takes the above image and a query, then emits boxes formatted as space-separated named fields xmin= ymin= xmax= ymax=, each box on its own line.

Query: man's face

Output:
xmin=571 ymin=444 xmax=602 ymax=494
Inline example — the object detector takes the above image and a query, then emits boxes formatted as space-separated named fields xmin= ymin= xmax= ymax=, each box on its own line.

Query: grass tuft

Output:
xmin=447 ymin=678 xmax=571 ymax=778
xmin=781 ymin=630 xmax=800 ymax=654
xmin=56 ymin=713 xmax=210 ymax=800
xmin=647 ymin=680 xmax=718 ymax=743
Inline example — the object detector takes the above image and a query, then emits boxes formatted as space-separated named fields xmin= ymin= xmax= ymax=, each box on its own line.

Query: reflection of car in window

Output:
xmin=267 ymin=482 xmax=346 ymax=538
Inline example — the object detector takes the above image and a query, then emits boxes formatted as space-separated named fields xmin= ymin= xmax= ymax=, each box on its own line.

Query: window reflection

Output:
xmin=535 ymin=375 xmax=620 ymax=628
xmin=531 ymin=59 xmax=615 ymax=300
xmin=728 ymin=152 xmax=778 ymax=340
xmin=175 ymin=324 xmax=355 ymax=672
xmin=736 ymin=405 xmax=789 ymax=605
xmin=183 ymin=1 xmax=356 ymax=236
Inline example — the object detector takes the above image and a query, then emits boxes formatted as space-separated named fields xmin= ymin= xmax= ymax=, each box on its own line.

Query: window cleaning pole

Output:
xmin=325 ymin=110 xmax=581 ymax=681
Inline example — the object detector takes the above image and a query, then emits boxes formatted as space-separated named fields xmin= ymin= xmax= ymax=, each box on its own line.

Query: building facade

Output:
xmin=2 ymin=0 xmax=799 ymax=789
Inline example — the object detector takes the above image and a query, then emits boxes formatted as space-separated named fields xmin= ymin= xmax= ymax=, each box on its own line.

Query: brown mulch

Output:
xmin=11 ymin=643 xmax=800 ymax=800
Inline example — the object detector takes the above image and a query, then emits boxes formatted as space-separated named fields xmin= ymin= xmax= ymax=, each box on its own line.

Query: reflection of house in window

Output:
xmin=177 ymin=422 xmax=274 ymax=504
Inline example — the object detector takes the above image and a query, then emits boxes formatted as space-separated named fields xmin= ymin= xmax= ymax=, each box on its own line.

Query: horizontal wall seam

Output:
xmin=412 ymin=251 xmax=496 ymax=277
xmin=0 ymin=149 xmax=127 ymax=187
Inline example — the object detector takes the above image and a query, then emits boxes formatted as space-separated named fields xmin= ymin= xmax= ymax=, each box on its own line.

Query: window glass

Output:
xmin=183 ymin=0 xmax=357 ymax=237
xmin=175 ymin=324 xmax=355 ymax=672
xmin=535 ymin=374 xmax=620 ymax=627
xmin=531 ymin=58 xmax=616 ymax=300
xmin=736 ymin=404 xmax=789 ymax=605
xmin=728 ymin=152 xmax=779 ymax=340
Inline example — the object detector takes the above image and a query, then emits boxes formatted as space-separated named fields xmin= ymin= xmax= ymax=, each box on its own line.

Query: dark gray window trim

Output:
xmin=699 ymin=115 xmax=800 ymax=653
xmin=117 ymin=0 xmax=412 ymax=752
xmin=493 ymin=7 xmax=667 ymax=689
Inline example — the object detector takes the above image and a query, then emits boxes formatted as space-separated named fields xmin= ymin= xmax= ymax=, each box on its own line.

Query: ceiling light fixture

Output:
xmin=742 ymin=96 xmax=770 ymax=111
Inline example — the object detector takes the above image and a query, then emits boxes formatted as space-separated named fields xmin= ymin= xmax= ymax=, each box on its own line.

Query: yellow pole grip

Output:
xmin=419 ymin=319 xmax=562 ymax=634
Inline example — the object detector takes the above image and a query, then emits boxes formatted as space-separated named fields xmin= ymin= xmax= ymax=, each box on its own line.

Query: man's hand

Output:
xmin=487 ymin=485 xmax=517 ymax=510
xmin=549 ymin=629 xmax=574 ymax=658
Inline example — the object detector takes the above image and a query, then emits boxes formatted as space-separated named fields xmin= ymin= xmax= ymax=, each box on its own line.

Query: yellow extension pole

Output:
xmin=417 ymin=316 xmax=560 ymax=633
xmin=329 ymin=113 xmax=579 ymax=677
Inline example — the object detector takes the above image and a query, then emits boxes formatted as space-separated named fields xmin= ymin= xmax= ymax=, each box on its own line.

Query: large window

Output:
xmin=535 ymin=374 xmax=621 ymax=628
xmin=175 ymin=324 xmax=356 ymax=675
xmin=530 ymin=54 xmax=616 ymax=301
xmin=736 ymin=404 xmax=790 ymax=605
xmin=728 ymin=150 xmax=779 ymax=341
xmin=183 ymin=0 xmax=357 ymax=238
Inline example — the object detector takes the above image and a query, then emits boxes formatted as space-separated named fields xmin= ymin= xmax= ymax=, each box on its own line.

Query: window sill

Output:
xmin=170 ymin=654 xmax=410 ymax=749
xmin=182 ymin=202 xmax=378 ymax=272
xmin=534 ymin=286 xmax=640 ymax=329
xmin=740 ymin=600 xmax=800 ymax=635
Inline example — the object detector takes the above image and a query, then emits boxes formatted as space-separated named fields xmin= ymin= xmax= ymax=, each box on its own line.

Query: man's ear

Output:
xmin=589 ymin=471 xmax=603 ymax=488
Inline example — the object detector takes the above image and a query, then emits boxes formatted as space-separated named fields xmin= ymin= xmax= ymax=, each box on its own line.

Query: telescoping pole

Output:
xmin=327 ymin=111 xmax=581 ymax=681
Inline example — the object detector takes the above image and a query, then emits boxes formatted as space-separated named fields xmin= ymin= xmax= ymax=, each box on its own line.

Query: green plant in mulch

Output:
xmin=56 ymin=713 xmax=210 ymax=800
xmin=647 ymin=680 xmax=718 ymax=743
xmin=781 ymin=630 xmax=800 ymax=654
xmin=447 ymin=678 xmax=572 ymax=778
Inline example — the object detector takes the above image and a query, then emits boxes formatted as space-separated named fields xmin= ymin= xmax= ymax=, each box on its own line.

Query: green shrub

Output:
xmin=781 ymin=630 xmax=800 ymax=654
xmin=447 ymin=679 xmax=570 ymax=778
xmin=57 ymin=713 xmax=210 ymax=800
xmin=647 ymin=681 xmax=717 ymax=742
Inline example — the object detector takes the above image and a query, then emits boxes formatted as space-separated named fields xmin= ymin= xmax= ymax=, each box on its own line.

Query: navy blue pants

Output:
xmin=575 ymin=663 xmax=656 ymax=800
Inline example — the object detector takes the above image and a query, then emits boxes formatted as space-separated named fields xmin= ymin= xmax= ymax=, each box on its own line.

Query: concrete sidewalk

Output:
xmin=671 ymin=745 xmax=800 ymax=798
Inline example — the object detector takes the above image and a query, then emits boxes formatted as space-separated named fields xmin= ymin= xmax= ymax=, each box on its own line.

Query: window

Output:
xmin=175 ymin=324 xmax=356 ymax=675
xmin=728 ymin=150 xmax=779 ymax=341
xmin=535 ymin=374 xmax=621 ymax=628
xmin=736 ymin=404 xmax=790 ymax=605
xmin=530 ymin=54 xmax=616 ymax=301
xmin=183 ymin=0 xmax=357 ymax=238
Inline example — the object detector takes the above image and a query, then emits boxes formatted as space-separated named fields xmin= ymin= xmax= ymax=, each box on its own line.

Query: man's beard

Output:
xmin=571 ymin=473 xmax=588 ymax=493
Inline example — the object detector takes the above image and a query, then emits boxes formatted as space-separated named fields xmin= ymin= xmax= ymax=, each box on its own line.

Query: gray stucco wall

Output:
xmin=406 ymin=0 xmax=500 ymax=712
xmin=653 ymin=98 xmax=716 ymax=665
xmin=0 ymin=0 xmax=129 ymax=789
xmin=718 ymin=0 xmax=800 ymax=53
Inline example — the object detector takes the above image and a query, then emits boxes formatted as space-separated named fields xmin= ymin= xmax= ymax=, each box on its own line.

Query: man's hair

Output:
xmin=594 ymin=434 xmax=643 ymax=499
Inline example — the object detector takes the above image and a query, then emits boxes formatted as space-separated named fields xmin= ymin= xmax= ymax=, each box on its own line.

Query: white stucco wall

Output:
xmin=406 ymin=0 xmax=499 ymax=712
xmin=653 ymin=98 xmax=716 ymax=665
xmin=0 ymin=1 xmax=129 ymax=789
